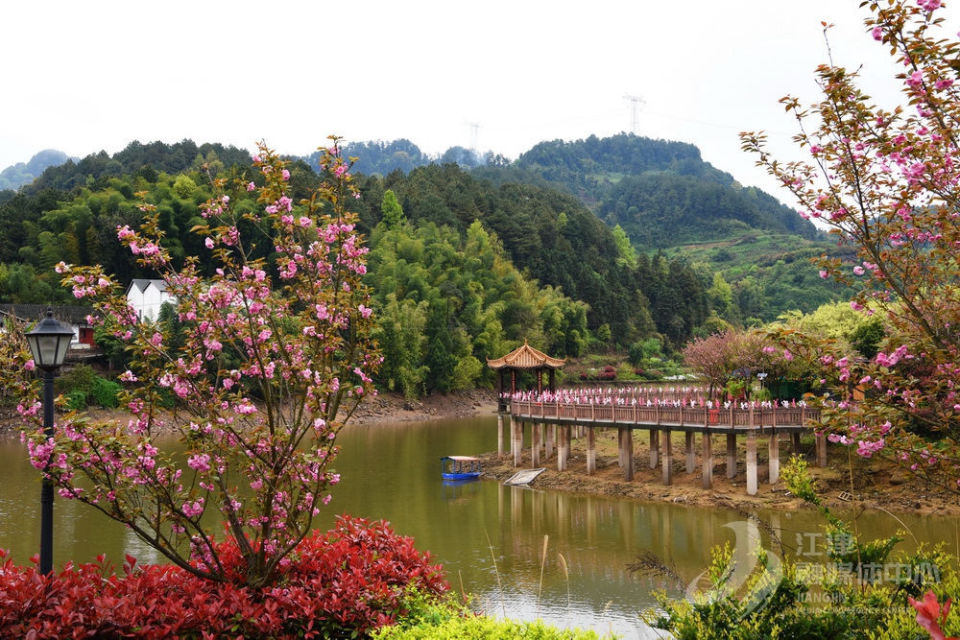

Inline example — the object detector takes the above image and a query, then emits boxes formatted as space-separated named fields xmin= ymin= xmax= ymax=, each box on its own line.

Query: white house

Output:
xmin=125 ymin=279 xmax=176 ymax=322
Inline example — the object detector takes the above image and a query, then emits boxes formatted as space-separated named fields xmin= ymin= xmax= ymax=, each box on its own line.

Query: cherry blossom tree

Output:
xmin=19 ymin=139 xmax=379 ymax=586
xmin=741 ymin=0 xmax=959 ymax=490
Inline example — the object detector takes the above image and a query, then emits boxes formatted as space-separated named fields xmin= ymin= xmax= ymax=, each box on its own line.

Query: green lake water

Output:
xmin=1 ymin=415 xmax=958 ymax=638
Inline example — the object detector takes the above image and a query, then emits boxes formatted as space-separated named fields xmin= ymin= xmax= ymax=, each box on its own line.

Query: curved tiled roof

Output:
xmin=487 ymin=340 xmax=565 ymax=370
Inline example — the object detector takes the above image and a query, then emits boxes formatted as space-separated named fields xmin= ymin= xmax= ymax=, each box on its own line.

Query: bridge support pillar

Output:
xmin=586 ymin=427 xmax=596 ymax=474
xmin=531 ymin=422 xmax=540 ymax=467
xmin=792 ymin=432 xmax=801 ymax=454
xmin=685 ymin=432 xmax=696 ymax=474
xmin=661 ymin=430 xmax=673 ymax=485
xmin=620 ymin=428 xmax=634 ymax=481
xmin=815 ymin=431 xmax=827 ymax=467
xmin=497 ymin=413 xmax=504 ymax=458
xmin=558 ymin=425 xmax=570 ymax=471
xmin=701 ymin=433 xmax=713 ymax=489
xmin=511 ymin=417 xmax=522 ymax=467
xmin=726 ymin=434 xmax=737 ymax=478
xmin=545 ymin=424 xmax=554 ymax=460
xmin=617 ymin=428 xmax=625 ymax=468
xmin=746 ymin=432 xmax=758 ymax=496
xmin=768 ymin=432 xmax=780 ymax=484
xmin=649 ymin=430 xmax=659 ymax=469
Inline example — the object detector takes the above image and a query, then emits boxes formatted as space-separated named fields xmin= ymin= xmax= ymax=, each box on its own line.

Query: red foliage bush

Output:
xmin=0 ymin=515 xmax=447 ymax=639
xmin=598 ymin=365 xmax=617 ymax=381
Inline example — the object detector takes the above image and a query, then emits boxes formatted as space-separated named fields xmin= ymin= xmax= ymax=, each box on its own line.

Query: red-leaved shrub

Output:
xmin=0 ymin=515 xmax=447 ymax=639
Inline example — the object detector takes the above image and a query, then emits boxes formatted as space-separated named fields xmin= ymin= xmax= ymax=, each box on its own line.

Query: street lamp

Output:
xmin=25 ymin=308 xmax=73 ymax=575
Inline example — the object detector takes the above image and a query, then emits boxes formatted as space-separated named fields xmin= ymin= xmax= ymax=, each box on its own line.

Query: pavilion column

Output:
xmin=746 ymin=432 xmax=758 ymax=496
xmin=768 ymin=432 xmax=780 ymax=484
xmin=661 ymin=429 xmax=672 ymax=485
xmin=620 ymin=428 xmax=634 ymax=481
xmin=531 ymin=422 xmax=540 ymax=467
xmin=497 ymin=412 xmax=504 ymax=457
xmin=586 ymin=427 xmax=596 ymax=474
xmin=701 ymin=433 xmax=713 ymax=489
xmin=726 ymin=434 xmax=737 ymax=478
xmin=558 ymin=425 xmax=570 ymax=471
xmin=685 ymin=432 xmax=696 ymax=474
xmin=649 ymin=429 xmax=659 ymax=469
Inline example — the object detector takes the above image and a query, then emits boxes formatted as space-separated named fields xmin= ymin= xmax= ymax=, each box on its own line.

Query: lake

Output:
xmin=1 ymin=415 xmax=957 ymax=638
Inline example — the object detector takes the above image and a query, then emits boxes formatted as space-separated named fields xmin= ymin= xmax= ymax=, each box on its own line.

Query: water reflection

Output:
xmin=1 ymin=416 xmax=958 ymax=638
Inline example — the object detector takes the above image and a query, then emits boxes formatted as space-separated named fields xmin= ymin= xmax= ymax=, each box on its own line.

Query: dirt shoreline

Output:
xmin=478 ymin=426 xmax=960 ymax=518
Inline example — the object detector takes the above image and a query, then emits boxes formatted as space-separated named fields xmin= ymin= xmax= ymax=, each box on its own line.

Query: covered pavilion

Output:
xmin=487 ymin=340 xmax=565 ymax=459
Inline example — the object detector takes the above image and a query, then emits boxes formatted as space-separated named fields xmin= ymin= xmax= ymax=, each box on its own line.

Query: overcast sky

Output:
xmin=2 ymin=1 xmax=952 ymax=206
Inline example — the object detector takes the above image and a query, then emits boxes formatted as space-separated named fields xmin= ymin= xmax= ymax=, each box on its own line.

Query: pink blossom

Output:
xmin=819 ymin=269 xmax=829 ymax=279
xmin=246 ymin=181 xmax=256 ymax=191
xmin=872 ymin=26 xmax=883 ymax=41
xmin=853 ymin=265 xmax=865 ymax=276
xmin=24 ymin=359 xmax=35 ymax=372
xmin=857 ymin=439 xmax=885 ymax=457
xmin=205 ymin=237 xmax=214 ymax=249
xmin=282 ymin=169 xmax=290 ymax=181
xmin=187 ymin=453 xmax=211 ymax=473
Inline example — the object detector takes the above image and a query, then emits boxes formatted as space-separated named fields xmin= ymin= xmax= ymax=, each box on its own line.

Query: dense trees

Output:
xmin=349 ymin=163 xmax=711 ymax=347
xmin=367 ymin=214 xmax=589 ymax=396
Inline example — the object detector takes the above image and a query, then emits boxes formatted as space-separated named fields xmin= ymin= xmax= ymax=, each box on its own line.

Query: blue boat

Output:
xmin=441 ymin=456 xmax=483 ymax=481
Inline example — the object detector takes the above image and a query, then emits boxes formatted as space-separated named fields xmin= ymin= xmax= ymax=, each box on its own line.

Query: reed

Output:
xmin=557 ymin=551 xmax=570 ymax=609
xmin=537 ymin=534 xmax=549 ymax=617
xmin=483 ymin=529 xmax=506 ymax=617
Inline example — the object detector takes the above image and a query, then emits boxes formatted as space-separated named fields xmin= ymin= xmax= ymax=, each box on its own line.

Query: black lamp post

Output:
xmin=25 ymin=308 xmax=73 ymax=575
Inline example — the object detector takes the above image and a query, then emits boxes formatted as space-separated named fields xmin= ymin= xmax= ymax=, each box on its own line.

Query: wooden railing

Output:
xmin=510 ymin=400 xmax=818 ymax=430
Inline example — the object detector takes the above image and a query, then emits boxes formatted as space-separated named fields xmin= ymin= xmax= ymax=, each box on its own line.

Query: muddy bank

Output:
xmin=479 ymin=427 xmax=960 ymax=518
xmin=0 ymin=389 xmax=499 ymax=437
xmin=344 ymin=389 xmax=497 ymax=425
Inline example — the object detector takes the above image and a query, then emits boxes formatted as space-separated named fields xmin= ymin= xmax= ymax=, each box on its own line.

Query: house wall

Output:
xmin=127 ymin=283 xmax=175 ymax=322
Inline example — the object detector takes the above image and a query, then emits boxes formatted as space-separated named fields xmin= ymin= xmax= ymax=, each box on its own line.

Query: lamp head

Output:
xmin=25 ymin=308 xmax=73 ymax=370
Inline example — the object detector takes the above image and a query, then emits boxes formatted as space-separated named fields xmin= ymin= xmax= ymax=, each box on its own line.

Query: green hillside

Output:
xmin=505 ymin=134 xmax=847 ymax=321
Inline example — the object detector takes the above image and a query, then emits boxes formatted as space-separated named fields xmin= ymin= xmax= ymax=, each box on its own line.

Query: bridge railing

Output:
xmin=509 ymin=400 xmax=819 ymax=429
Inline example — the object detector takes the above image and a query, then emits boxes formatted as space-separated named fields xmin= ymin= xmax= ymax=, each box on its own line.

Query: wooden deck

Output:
xmin=509 ymin=400 xmax=818 ymax=433
xmin=497 ymin=399 xmax=826 ymax=496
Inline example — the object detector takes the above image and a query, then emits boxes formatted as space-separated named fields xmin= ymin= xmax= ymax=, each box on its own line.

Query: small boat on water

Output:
xmin=440 ymin=456 xmax=483 ymax=481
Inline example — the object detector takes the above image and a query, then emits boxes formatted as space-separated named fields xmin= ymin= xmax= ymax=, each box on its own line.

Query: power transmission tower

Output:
xmin=465 ymin=121 xmax=481 ymax=152
xmin=623 ymin=95 xmax=645 ymax=133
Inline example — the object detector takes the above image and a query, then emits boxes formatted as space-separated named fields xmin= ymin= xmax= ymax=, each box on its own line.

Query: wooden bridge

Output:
xmin=498 ymin=399 xmax=827 ymax=496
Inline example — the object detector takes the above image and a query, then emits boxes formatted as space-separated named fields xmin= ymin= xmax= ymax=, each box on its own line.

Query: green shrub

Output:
xmin=90 ymin=376 xmax=121 ymax=408
xmin=374 ymin=613 xmax=606 ymax=640
xmin=65 ymin=389 xmax=87 ymax=411
xmin=56 ymin=364 xmax=97 ymax=397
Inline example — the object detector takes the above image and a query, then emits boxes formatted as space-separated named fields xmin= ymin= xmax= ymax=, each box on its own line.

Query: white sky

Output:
xmin=2 ymin=1 xmax=952 ymax=206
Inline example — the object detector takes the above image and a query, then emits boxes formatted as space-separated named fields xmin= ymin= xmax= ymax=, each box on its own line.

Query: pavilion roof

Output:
xmin=487 ymin=340 xmax=565 ymax=370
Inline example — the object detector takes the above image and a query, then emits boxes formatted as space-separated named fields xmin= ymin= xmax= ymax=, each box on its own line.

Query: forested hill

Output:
xmin=0 ymin=143 xmax=714 ymax=354
xmin=0 ymin=150 xmax=74 ymax=191
xmin=509 ymin=134 xmax=819 ymax=246
xmin=350 ymin=164 xmax=709 ymax=346
xmin=0 ymin=136 xmax=846 ymax=327
xmin=15 ymin=140 xmax=253 ymax=195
